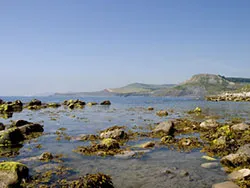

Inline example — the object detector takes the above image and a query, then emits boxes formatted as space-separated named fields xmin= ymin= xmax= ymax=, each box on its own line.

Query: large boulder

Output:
xmin=199 ymin=119 xmax=219 ymax=129
xmin=0 ymin=161 xmax=29 ymax=188
xmin=231 ymin=123 xmax=249 ymax=131
xmin=0 ymin=128 xmax=24 ymax=146
xmin=153 ymin=121 xmax=174 ymax=135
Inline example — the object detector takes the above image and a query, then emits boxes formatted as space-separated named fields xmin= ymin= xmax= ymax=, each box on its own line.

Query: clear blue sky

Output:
xmin=1 ymin=0 xmax=250 ymax=95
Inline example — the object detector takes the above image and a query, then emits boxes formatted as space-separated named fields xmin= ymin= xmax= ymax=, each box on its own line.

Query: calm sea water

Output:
xmin=1 ymin=96 xmax=250 ymax=187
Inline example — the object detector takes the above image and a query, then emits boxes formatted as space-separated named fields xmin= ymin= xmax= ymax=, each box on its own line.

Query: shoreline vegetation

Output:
xmin=0 ymin=98 xmax=249 ymax=187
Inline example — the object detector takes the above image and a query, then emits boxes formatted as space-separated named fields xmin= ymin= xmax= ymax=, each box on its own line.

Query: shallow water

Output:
xmin=1 ymin=96 xmax=250 ymax=187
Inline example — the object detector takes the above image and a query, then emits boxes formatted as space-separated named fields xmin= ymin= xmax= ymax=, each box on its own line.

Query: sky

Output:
xmin=0 ymin=0 xmax=250 ymax=96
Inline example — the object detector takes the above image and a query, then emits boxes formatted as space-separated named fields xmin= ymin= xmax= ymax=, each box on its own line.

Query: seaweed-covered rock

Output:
xmin=221 ymin=153 xmax=250 ymax=167
xmin=200 ymin=119 xmax=219 ymax=129
xmin=153 ymin=121 xmax=174 ymax=135
xmin=28 ymin=99 xmax=42 ymax=106
xmin=156 ymin=110 xmax=168 ymax=117
xmin=0 ymin=161 xmax=29 ymax=188
xmin=0 ymin=104 xmax=13 ymax=113
xmin=59 ymin=173 xmax=114 ymax=188
xmin=18 ymin=123 xmax=44 ymax=135
xmin=0 ymin=128 xmax=24 ymax=146
xmin=101 ymin=138 xmax=120 ymax=149
xmin=47 ymin=103 xmax=61 ymax=108
xmin=231 ymin=123 xmax=249 ymax=131
xmin=63 ymin=99 xmax=85 ymax=109
xmin=100 ymin=126 xmax=127 ymax=140
xmin=100 ymin=100 xmax=111 ymax=105
xmin=14 ymin=120 xmax=30 ymax=127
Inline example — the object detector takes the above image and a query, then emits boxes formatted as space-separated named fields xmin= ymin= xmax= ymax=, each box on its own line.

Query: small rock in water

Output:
xmin=201 ymin=155 xmax=217 ymax=161
xmin=100 ymin=100 xmax=111 ymax=105
xmin=39 ymin=152 xmax=54 ymax=161
xmin=199 ymin=119 xmax=219 ymax=129
xmin=156 ymin=110 xmax=168 ymax=116
xmin=147 ymin=107 xmax=154 ymax=111
xmin=153 ymin=121 xmax=174 ymax=135
xmin=179 ymin=170 xmax=189 ymax=177
xmin=201 ymin=162 xmax=219 ymax=169
xmin=140 ymin=141 xmax=155 ymax=148
xmin=228 ymin=168 xmax=250 ymax=180
xmin=212 ymin=181 xmax=240 ymax=188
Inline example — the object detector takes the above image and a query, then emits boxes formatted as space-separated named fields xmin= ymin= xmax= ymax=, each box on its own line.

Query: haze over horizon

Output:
xmin=1 ymin=0 xmax=250 ymax=96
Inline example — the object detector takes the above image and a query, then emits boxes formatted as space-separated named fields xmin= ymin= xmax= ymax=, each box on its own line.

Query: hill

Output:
xmin=152 ymin=74 xmax=239 ymax=97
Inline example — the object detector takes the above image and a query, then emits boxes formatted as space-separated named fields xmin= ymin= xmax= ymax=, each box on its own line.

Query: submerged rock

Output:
xmin=201 ymin=162 xmax=219 ymax=169
xmin=140 ymin=141 xmax=155 ymax=148
xmin=0 ymin=161 xmax=29 ymax=188
xmin=200 ymin=119 xmax=219 ymax=129
xmin=87 ymin=102 xmax=98 ymax=106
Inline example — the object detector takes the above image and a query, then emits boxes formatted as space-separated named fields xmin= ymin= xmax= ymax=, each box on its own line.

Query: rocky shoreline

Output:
xmin=206 ymin=92 xmax=250 ymax=102
xmin=0 ymin=98 xmax=249 ymax=187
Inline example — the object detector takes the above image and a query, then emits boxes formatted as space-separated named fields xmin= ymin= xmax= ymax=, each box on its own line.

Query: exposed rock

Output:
xmin=101 ymin=138 xmax=120 ymax=149
xmin=63 ymin=99 xmax=85 ymax=109
xmin=156 ymin=110 xmax=168 ymax=116
xmin=100 ymin=100 xmax=111 ymax=105
xmin=47 ymin=103 xmax=61 ymax=108
xmin=212 ymin=181 xmax=240 ymax=188
xmin=201 ymin=162 xmax=219 ymax=169
xmin=140 ymin=141 xmax=155 ymax=148
xmin=18 ymin=123 xmax=44 ymax=135
xmin=0 ymin=161 xmax=29 ymax=188
xmin=200 ymin=119 xmax=219 ymax=129
xmin=193 ymin=107 xmax=202 ymax=113
xmin=179 ymin=170 xmax=189 ymax=177
xmin=221 ymin=153 xmax=250 ymax=167
xmin=161 ymin=135 xmax=174 ymax=144
xmin=100 ymin=126 xmax=127 ymax=140
xmin=228 ymin=169 xmax=250 ymax=180
xmin=39 ymin=152 xmax=54 ymax=161
xmin=0 ymin=104 xmax=13 ymax=113
xmin=28 ymin=99 xmax=42 ymax=106
xmin=231 ymin=123 xmax=249 ymax=131
xmin=236 ymin=144 xmax=250 ymax=156
xmin=147 ymin=107 xmax=154 ymax=111
xmin=0 ymin=128 xmax=24 ymax=146
xmin=87 ymin=102 xmax=98 ymax=106
xmin=0 ymin=122 xmax=4 ymax=131
xmin=153 ymin=121 xmax=174 ymax=135
xmin=14 ymin=120 xmax=30 ymax=127
xmin=201 ymin=155 xmax=216 ymax=161
xmin=74 ymin=134 xmax=98 ymax=141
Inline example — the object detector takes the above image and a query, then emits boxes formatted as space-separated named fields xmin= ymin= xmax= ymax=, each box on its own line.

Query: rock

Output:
xmin=193 ymin=107 xmax=202 ymax=113
xmin=153 ymin=121 xmax=174 ymax=135
xmin=0 ymin=128 xmax=24 ymax=146
xmin=228 ymin=168 xmax=250 ymax=180
xmin=212 ymin=181 xmax=240 ymax=188
xmin=200 ymin=119 xmax=219 ymax=129
xmin=47 ymin=103 xmax=61 ymax=108
xmin=100 ymin=126 xmax=127 ymax=140
xmin=18 ymin=123 xmax=44 ymax=135
xmin=115 ymin=150 xmax=136 ymax=159
xmin=231 ymin=123 xmax=249 ymax=131
xmin=156 ymin=110 xmax=168 ymax=116
xmin=147 ymin=107 xmax=154 ymax=111
xmin=179 ymin=170 xmax=189 ymax=177
xmin=100 ymin=100 xmax=111 ymax=105
xmin=0 ymin=104 xmax=13 ymax=113
xmin=28 ymin=99 xmax=42 ymax=106
xmin=201 ymin=155 xmax=217 ymax=161
xmin=74 ymin=134 xmax=98 ymax=141
xmin=140 ymin=141 xmax=155 ymax=148
xmin=101 ymin=138 xmax=120 ymax=149
xmin=63 ymin=99 xmax=85 ymax=109
xmin=201 ymin=162 xmax=219 ymax=169
xmin=221 ymin=153 xmax=250 ymax=167
xmin=0 ymin=122 xmax=4 ymax=131
xmin=39 ymin=152 xmax=53 ymax=161
xmin=212 ymin=136 xmax=227 ymax=146
xmin=87 ymin=102 xmax=98 ymax=106
xmin=0 ymin=161 xmax=29 ymax=188
xmin=14 ymin=120 xmax=30 ymax=127
xmin=161 ymin=135 xmax=174 ymax=143
xmin=236 ymin=144 xmax=250 ymax=156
